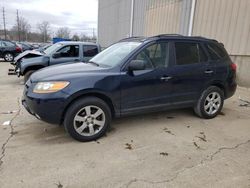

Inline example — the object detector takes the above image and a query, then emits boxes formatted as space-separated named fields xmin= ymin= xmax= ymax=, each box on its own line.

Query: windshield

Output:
xmin=44 ymin=43 xmax=63 ymax=55
xmin=90 ymin=41 xmax=141 ymax=67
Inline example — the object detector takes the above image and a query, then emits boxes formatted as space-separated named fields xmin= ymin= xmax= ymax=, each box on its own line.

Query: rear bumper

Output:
xmin=225 ymin=82 xmax=237 ymax=99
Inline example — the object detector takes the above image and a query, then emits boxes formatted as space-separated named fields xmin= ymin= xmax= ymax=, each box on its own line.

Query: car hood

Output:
xmin=14 ymin=50 xmax=44 ymax=62
xmin=30 ymin=62 xmax=109 ymax=82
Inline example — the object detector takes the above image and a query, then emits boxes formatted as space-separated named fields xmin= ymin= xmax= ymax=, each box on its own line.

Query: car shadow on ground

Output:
xmin=20 ymin=108 xmax=196 ymax=145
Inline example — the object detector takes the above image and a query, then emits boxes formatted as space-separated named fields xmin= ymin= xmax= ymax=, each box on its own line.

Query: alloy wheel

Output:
xmin=204 ymin=92 xmax=221 ymax=115
xmin=73 ymin=105 xmax=106 ymax=136
xmin=5 ymin=53 xmax=13 ymax=61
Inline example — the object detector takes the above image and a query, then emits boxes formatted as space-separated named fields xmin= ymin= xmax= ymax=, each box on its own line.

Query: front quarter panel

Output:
xmin=20 ymin=56 xmax=49 ymax=75
xmin=62 ymin=72 xmax=121 ymax=115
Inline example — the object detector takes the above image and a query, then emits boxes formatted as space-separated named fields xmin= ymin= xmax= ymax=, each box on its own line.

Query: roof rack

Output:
xmin=192 ymin=36 xmax=218 ymax=42
xmin=154 ymin=34 xmax=183 ymax=37
xmin=119 ymin=36 xmax=145 ymax=42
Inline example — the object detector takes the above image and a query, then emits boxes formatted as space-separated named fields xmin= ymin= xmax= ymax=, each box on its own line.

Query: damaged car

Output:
xmin=15 ymin=41 xmax=100 ymax=82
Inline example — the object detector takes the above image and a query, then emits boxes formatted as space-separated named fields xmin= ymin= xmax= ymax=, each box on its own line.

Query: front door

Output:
xmin=120 ymin=41 xmax=174 ymax=115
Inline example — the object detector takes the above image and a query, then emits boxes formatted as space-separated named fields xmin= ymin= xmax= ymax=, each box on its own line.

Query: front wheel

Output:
xmin=64 ymin=97 xmax=112 ymax=142
xmin=4 ymin=53 xmax=14 ymax=62
xmin=194 ymin=86 xmax=224 ymax=119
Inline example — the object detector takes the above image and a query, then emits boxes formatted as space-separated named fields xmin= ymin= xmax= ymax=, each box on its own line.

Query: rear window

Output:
xmin=205 ymin=43 xmax=228 ymax=60
xmin=175 ymin=42 xmax=208 ymax=65
xmin=83 ymin=45 xmax=98 ymax=57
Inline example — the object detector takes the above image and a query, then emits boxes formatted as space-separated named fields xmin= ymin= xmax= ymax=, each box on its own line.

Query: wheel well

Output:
xmin=61 ymin=92 xmax=116 ymax=124
xmin=23 ymin=65 xmax=45 ymax=75
xmin=211 ymin=83 xmax=225 ymax=96
xmin=4 ymin=51 xmax=13 ymax=55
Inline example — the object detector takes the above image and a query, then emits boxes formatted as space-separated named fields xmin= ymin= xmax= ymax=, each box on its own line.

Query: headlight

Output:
xmin=33 ymin=81 xmax=70 ymax=93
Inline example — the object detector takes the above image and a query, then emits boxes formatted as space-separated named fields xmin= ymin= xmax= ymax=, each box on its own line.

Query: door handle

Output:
xmin=160 ymin=76 xmax=172 ymax=81
xmin=204 ymin=70 xmax=213 ymax=74
xmin=74 ymin=59 xmax=80 ymax=61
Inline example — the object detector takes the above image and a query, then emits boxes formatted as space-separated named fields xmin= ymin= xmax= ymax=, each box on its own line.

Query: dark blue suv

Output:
xmin=22 ymin=35 xmax=237 ymax=141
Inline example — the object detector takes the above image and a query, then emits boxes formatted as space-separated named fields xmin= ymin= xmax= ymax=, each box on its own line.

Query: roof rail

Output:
xmin=119 ymin=36 xmax=144 ymax=40
xmin=153 ymin=34 xmax=183 ymax=38
xmin=192 ymin=36 xmax=218 ymax=42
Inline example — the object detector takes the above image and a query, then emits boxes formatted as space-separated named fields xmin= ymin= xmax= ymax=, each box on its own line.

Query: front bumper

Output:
xmin=22 ymin=81 xmax=69 ymax=124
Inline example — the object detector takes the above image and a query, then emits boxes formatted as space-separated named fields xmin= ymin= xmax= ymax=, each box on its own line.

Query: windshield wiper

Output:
xmin=86 ymin=61 xmax=99 ymax=66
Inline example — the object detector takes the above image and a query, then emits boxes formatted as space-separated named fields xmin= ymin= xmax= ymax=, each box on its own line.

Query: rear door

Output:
xmin=83 ymin=45 xmax=99 ymax=62
xmin=171 ymin=41 xmax=215 ymax=104
xmin=120 ymin=41 xmax=175 ymax=115
xmin=50 ymin=44 xmax=80 ymax=65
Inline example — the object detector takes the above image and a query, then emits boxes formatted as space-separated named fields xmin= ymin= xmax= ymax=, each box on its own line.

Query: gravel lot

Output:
xmin=0 ymin=61 xmax=250 ymax=188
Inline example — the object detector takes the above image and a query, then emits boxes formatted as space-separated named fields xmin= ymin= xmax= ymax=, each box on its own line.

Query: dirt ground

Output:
xmin=0 ymin=61 xmax=250 ymax=188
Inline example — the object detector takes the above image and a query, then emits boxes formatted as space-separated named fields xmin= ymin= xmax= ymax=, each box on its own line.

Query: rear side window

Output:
xmin=205 ymin=43 xmax=227 ymax=60
xmin=2 ymin=41 xmax=15 ymax=47
xmin=175 ymin=42 xmax=207 ymax=65
xmin=83 ymin=45 xmax=98 ymax=57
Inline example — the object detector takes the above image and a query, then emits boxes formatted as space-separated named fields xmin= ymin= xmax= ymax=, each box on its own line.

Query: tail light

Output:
xmin=230 ymin=63 xmax=237 ymax=72
xmin=16 ymin=46 xmax=22 ymax=53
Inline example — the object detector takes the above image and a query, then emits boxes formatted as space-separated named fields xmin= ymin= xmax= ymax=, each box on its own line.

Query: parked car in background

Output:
xmin=12 ymin=44 xmax=52 ymax=66
xmin=0 ymin=39 xmax=22 ymax=62
xmin=37 ymin=44 xmax=52 ymax=52
xmin=16 ymin=42 xmax=34 ymax=51
xmin=16 ymin=41 xmax=100 ymax=81
xmin=22 ymin=34 xmax=237 ymax=142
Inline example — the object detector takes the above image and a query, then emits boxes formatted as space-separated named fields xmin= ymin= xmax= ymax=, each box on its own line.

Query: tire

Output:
xmin=194 ymin=86 xmax=224 ymax=119
xmin=24 ymin=70 xmax=35 ymax=83
xmin=64 ymin=97 xmax=112 ymax=142
xmin=4 ymin=52 xmax=14 ymax=62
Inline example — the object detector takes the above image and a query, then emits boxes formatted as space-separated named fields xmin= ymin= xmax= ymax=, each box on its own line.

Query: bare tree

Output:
xmin=80 ymin=33 xmax=90 ymax=41
xmin=37 ymin=21 xmax=50 ymax=42
xmin=11 ymin=16 xmax=31 ymax=41
xmin=72 ymin=33 xmax=80 ymax=41
xmin=55 ymin=27 xmax=70 ymax=38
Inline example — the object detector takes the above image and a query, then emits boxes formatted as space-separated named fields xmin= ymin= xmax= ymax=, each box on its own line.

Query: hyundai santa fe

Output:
xmin=22 ymin=35 xmax=237 ymax=141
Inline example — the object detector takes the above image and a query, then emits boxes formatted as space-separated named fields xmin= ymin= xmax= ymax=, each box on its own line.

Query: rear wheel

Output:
xmin=4 ymin=53 xmax=14 ymax=62
xmin=24 ymin=70 xmax=35 ymax=83
xmin=194 ymin=86 xmax=224 ymax=119
xmin=64 ymin=97 xmax=111 ymax=142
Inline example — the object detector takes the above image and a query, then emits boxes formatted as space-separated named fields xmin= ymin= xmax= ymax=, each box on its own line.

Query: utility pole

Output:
xmin=16 ymin=9 xmax=20 ymax=42
xmin=2 ymin=7 xmax=7 ymax=40
xmin=92 ymin=28 xmax=95 ymax=40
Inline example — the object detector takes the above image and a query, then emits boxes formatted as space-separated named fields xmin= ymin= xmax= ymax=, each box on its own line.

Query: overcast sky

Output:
xmin=1 ymin=0 xmax=98 ymax=36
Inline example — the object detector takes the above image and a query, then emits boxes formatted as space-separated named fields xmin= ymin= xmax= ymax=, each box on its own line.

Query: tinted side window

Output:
xmin=57 ymin=45 xmax=79 ymax=57
xmin=2 ymin=41 xmax=15 ymax=47
xmin=205 ymin=43 xmax=227 ymax=60
xmin=134 ymin=42 xmax=169 ymax=69
xmin=175 ymin=42 xmax=200 ymax=65
xmin=83 ymin=45 xmax=98 ymax=57
xmin=199 ymin=44 xmax=208 ymax=62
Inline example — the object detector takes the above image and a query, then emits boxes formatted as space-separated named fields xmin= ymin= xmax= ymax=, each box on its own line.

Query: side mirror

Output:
xmin=52 ymin=52 xmax=61 ymax=58
xmin=128 ymin=60 xmax=146 ymax=71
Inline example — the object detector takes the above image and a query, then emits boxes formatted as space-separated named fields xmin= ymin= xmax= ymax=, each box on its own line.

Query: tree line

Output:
xmin=0 ymin=16 xmax=96 ymax=43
